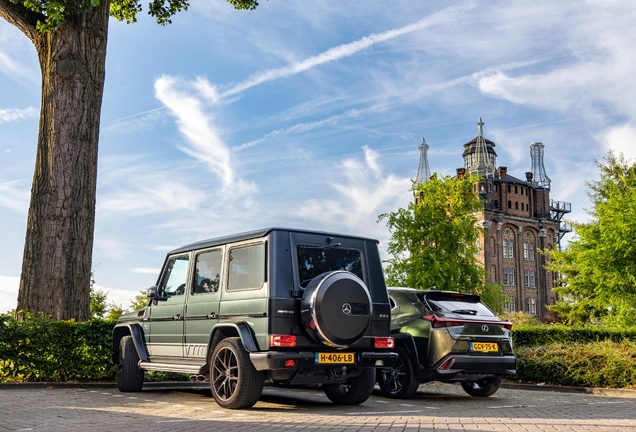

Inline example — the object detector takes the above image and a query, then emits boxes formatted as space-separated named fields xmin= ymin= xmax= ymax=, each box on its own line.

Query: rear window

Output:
xmin=296 ymin=245 xmax=363 ymax=287
xmin=420 ymin=292 xmax=496 ymax=317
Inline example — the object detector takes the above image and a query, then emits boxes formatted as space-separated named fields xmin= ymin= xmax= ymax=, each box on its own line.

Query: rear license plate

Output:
xmin=316 ymin=352 xmax=355 ymax=364
xmin=470 ymin=342 xmax=498 ymax=352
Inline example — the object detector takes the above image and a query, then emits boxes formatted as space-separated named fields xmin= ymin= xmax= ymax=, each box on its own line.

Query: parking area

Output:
xmin=1 ymin=382 xmax=635 ymax=431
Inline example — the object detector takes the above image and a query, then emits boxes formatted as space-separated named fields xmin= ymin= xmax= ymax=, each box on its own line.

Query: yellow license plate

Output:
xmin=316 ymin=352 xmax=355 ymax=364
xmin=471 ymin=342 xmax=498 ymax=352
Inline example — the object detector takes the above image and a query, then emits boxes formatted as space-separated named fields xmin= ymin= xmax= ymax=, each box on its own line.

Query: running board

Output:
xmin=138 ymin=361 xmax=203 ymax=374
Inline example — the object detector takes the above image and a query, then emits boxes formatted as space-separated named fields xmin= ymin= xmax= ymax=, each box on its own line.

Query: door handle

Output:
xmin=173 ymin=314 xmax=182 ymax=320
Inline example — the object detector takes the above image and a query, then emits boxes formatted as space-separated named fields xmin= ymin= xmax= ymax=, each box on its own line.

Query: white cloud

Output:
xmin=0 ymin=179 xmax=30 ymax=212
xmin=94 ymin=284 xmax=143 ymax=310
xmin=220 ymin=5 xmax=472 ymax=98
xmin=475 ymin=3 xmax=636 ymax=123
xmin=603 ymin=124 xmax=636 ymax=163
xmin=130 ymin=268 xmax=161 ymax=274
xmin=101 ymin=108 xmax=169 ymax=135
xmin=154 ymin=75 xmax=256 ymax=198
xmin=0 ymin=24 xmax=38 ymax=83
xmin=152 ymin=245 xmax=178 ymax=251
xmin=0 ymin=275 xmax=19 ymax=314
xmin=0 ymin=107 xmax=36 ymax=123
xmin=296 ymin=146 xmax=412 ymax=240
xmin=97 ymin=174 xmax=208 ymax=215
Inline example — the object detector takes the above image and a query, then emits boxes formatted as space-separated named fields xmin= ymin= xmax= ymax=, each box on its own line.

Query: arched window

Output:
xmin=523 ymin=231 xmax=536 ymax=261
xmin=503 ymin=228 xmax=514 ymax=259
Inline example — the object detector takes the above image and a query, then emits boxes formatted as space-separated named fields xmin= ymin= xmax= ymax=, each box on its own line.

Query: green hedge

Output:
xmin=512 ymin=324 xmax=636 ymax=346
xmin=0 ymin=314 xmax=117 ymax=382
xmin=3 ymin=314 xmax=636 ymax=388
xmin=514 ymin=340 xmax=636 ymax=389
xmin=511 ymin=325 xmax=636 ymax=388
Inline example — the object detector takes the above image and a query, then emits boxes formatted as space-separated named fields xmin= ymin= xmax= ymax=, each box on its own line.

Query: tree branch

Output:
xmin=0 ymin=0 xmax=43 ymax=43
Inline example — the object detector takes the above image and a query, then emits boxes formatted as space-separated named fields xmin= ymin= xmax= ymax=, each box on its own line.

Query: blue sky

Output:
xmin=1 ymin=1 xmax=635 ymax=312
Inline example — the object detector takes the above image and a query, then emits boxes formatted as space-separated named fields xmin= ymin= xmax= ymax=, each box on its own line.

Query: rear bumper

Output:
xmin=250 ymin=351 xmax=397 ymax=371
xmin=426 ymin=354 xmax=516 ymax=377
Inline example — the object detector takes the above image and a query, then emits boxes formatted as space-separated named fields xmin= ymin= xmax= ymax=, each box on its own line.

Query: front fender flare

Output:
xmin=112 ymin=323 xmax=149 ymax=364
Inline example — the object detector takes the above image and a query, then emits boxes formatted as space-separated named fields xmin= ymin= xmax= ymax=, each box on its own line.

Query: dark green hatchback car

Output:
xmin=378 ymin=287 xmax=515 ymax=398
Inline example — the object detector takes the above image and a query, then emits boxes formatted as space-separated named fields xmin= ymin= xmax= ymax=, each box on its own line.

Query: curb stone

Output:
xmin=501 ymin=379 xmax=636 ymax=398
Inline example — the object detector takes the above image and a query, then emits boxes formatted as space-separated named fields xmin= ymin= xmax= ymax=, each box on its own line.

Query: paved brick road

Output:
xmin=1 ymin=382 xmax=635 ymax=431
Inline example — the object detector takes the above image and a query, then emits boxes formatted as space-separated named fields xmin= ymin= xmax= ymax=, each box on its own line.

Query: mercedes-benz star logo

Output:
xmin=481 ymin=325 xmax=489 ymax=332
xmin=342 ymin=303 xmax=352 ymax=315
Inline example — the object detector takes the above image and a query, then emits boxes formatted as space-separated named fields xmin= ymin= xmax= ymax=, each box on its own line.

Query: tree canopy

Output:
xmin=0 ymin=0 xmax=260 ymax=321
xmin=379 ymin=173 xmax=506 ymax=312
xmin=546 ymin=151 xmax=636 ymax=327
xmin=4 ymin=0 xmax=258 ymax=32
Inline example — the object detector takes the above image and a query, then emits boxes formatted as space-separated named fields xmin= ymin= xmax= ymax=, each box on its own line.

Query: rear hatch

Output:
xmin=419 ymin=292 xmax=512 ymax=354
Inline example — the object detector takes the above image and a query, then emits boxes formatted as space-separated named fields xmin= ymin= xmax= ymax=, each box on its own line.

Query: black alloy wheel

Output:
xmin=210 ymin=337 xmax=265 ymax=409
xmin=377 ymin=347 xmax=420 ymax=399
xmin=322 ymin=368 xmax=376 ymax=405
xmin=461 ymin=376 xmax=502 ymax=397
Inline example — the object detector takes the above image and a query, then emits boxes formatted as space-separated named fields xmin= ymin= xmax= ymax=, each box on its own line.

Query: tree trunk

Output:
xmin=16 ymin=0 xmax=110 ymax=321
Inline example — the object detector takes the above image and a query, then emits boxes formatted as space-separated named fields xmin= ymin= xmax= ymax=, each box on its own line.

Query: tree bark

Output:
xmin=15 ymin=0 xmax=110 ymax=321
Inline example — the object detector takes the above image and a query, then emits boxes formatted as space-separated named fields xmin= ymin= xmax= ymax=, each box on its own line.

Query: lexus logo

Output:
xmin=342 ymin=303 xmax=352 ymax=315
xmin=481 ymin=325 xmax=489 ymax=332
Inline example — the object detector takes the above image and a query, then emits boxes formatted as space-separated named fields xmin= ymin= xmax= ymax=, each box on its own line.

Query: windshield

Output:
xmin=421 ymin=293 xmax=496 ymax=317
xmin=296 ymin=245 xmax=363 ymax=287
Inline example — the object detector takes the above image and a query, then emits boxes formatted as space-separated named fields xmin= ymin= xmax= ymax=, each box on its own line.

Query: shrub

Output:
xmin=512 ymin=324 xmax=636 ymax=347
xmin=0 ymin=313 xmax=117 ymax=382
xmin=514 ymin=339 xmax=636 ymax=388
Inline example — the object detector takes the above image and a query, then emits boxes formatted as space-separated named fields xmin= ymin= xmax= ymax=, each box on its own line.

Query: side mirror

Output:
xmin=147 ymin=285 xmax=168 ymax=302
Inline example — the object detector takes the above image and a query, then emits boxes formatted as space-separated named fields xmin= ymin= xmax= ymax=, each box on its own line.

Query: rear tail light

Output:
xmin=422 ymin=315 xmax=510 ymax=330
xmin=421 ymin=315 xmax=465 ymax=328
xmin=499 ymin=320 xmax=513 ymax=330
xmin=374 ymin=337 xmax=395 ymax=349
xmin=270 ymin=334 xmax=297 ymax=348
xmin=284 ymin=359 xmax=296 ymax=367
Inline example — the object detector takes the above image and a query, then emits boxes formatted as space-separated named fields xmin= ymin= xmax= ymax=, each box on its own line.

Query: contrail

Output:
xmin=220 ymin=5 xmax=471 ymax=99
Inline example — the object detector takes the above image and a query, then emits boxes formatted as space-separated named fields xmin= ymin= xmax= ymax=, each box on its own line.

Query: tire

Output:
xmin=117 ymin=335 xmax=144 ymax=392
xmin=209 ymin=337 xmax=265 ymax=409
xmin=461 ymin=376 xmax=502 ymax=397
xmin=301 ymin=271 xmax=372 ymax=348
xmin=377 ymin=347 xmax=420 ymax=399
xmin=323 ymin=368 xmax=375 ymax=405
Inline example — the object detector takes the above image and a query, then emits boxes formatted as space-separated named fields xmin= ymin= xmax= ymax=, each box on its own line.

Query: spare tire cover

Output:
xmin=301 ymin=271 xmax=372 ymax=348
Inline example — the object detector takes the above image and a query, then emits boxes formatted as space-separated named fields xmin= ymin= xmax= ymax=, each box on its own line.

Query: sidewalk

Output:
xmin=3 ymin=379 xmax=636 ymax=398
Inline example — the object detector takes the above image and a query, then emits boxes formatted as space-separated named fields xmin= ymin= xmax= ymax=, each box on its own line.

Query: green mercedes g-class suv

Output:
xmin=112 ymin=228 xmax=397 ymax=409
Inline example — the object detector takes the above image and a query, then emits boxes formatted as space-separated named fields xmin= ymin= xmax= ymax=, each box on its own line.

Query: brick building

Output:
xmin=415 ymin=119 xmax=571 ymax=317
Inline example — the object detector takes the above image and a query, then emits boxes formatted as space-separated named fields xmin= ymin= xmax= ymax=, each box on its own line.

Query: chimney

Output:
xmin=498 ymin=166 xmax=507 ymax=179
xmin=456 ymin=168 xmax=466 ymax=180
xmin=526 ymin=172 xmax=533 ymax=182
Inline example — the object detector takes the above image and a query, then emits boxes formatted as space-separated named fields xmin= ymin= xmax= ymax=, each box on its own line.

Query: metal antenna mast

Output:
xmin=415 ymin=137 xmax=431 ymax=185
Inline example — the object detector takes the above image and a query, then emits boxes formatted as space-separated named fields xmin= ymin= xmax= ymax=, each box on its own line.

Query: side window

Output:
xmin=228 ymin=243 xmax=265 ymax=291
xmin=194 ymin=249 xmax=223 ymax=294
xmin=159 ymin=255 xmax=189 ymax=297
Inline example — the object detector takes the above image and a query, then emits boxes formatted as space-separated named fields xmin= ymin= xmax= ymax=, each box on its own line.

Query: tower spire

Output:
xmin=471 ymin=117 xmax=496 ymax=179
xmin=415 ymin=137 xmax=431 ymax=185
xmin=530 ymin=142 xmax=551 ymax=190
